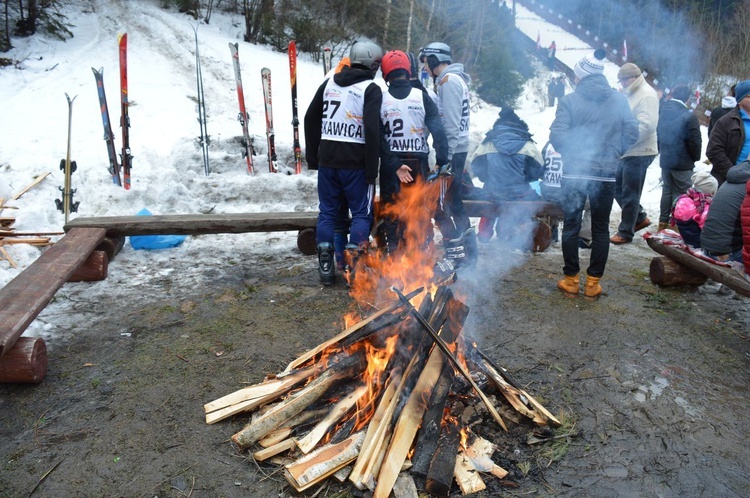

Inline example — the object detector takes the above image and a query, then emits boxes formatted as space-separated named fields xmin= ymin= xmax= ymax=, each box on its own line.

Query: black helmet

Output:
xmin=422 ymin=42 xmax=451 ymax=70
xmin=349 ymin=41 xmax=384 ymax=72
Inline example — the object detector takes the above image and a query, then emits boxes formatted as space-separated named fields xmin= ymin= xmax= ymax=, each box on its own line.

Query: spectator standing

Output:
xmin=547 ymin=41 xmax=557 ymax=69
xmin=706 ymin=79 xmax=750 ymax=186
xmin=656 ymin=84 xmax=702 ymax=230
xmin=378 ymin=50 xmax=449 ymax=253
xmin=422 ymin=41 xmax=478 ymax=266
xmin=700 ymin=161 xmax=750 ymax=263
xmin=611 ymin=63 xmax=660 ymax=244
xmin=304 ymin=41 xmax=384 ymax=285
xmin=549 ymin=54 xmax=638 ymax=298
xmin=707 ymin=85 xmax=736 ymax=138
xmin=547 ymin=78 xmax=558 ymax=107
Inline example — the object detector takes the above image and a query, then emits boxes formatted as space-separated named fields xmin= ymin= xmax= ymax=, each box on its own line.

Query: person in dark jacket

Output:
xmin=706 ymin=79 xmax=750 ymax=186
xmin=549 ymin=54 xmax=639 ymax=298
xmin=700 ymin=160 xmax=750 ymax=263
xmin=378 ymin=50 xmax=449 ymax=254
xmin=470 ymin=108 xmax=544 ymax=246
xmin=304 ymin=41 xmax=384 ymax=285
xmin=656 ymin=84 xmax=702 ymax=229
xmin=707 ymin=84 xmax=736 ymax=138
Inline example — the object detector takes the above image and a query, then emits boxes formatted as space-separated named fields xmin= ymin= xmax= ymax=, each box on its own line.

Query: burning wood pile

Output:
xmin=205 ymin=179 xmax=560 ymax=497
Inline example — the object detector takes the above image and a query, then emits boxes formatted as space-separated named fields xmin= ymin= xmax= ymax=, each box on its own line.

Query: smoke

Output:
xmin=537 ymin=0 xmax=707 ymax=84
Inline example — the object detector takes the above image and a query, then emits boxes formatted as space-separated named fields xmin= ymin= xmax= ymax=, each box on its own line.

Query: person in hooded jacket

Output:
xmin=549 ymin=54 xmax=639 ymax=298
xmin=304 ymin=41 xmax=384 ymax=286
xmin=471 ymin=108 xmax=544 ymax=245
xmin=422 ymin=42 xmax=478 ymax=267
xmin=656 ymin=84 xmax=702 ymax=230
xmin=378 ymin=50 xmax=449 ymax=254
xmin=700 ymin=160 xmax=750 ymax=263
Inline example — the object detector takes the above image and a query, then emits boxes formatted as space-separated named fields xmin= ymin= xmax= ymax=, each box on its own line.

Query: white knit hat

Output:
xmin=574 ymin=56 xmax=604 ymax=80
xmin=691 ymin=170 xmax=718 ymax=196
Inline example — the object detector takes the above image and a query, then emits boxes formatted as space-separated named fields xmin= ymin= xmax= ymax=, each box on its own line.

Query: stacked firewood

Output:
xmin=205 ymin=284 xmax=560 ymax=497
xmin=0 ymin=173 xmax=59 ymax=268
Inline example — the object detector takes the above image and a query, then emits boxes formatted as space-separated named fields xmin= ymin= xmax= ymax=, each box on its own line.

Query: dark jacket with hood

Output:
xmin=700 ymin=160 xmax=750 ymax=255
xmin=304 ymin=65 xmax=382 ymax=184
xmin=549 ymin=73 xmax=638 ymax=182
xmin=471 ymin=116 xmax=543 ymax=200
xmin=706 ymin=108 xmax=746 ymax=186
xmin=657 ymin=99 xmax=702 ymax=171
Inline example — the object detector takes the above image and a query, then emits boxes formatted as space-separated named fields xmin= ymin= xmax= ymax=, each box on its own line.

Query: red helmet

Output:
xmin=381 ymin=50 xmax=411 ymax=80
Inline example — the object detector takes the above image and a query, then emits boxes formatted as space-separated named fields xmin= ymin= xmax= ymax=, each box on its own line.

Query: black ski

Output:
xmin=56 ymin=93 xmax=80 ymax=224
xmin=261 ymin=67 xmax=278 ymax=173
xmin=229 ymin=42 xmax=255 ymax=175
xmin=193 ymin=25 xmax=210 ymax=175
xmin=92 ymin=67 xmax=122 ymax=186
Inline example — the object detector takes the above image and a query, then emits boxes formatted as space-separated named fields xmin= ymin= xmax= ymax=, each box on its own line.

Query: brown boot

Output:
xmin=584 ymin=275 xmax=602 ymax=299
xmin=557 ymin=274 xmax=580 ymax=297
xmin=657 ymin=222 xmax=668 ymax=232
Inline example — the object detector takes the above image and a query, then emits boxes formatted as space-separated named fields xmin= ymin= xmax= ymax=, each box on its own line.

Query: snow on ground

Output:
xmin=0 ymin=0 xmax=711 ymax=340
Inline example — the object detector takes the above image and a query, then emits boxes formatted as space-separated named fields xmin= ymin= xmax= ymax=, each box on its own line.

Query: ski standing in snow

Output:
xmin=193 ymin=24 xmax=210 ymax=175
xmin=261 ymin=67 xmax=278 ymax=173
xmin=119 ymin=33 xmax=133 ymax=189
xmin=229 ymin=42 xmax=255 ymax=175
xmin=92 ymin=67 xmax=122 ymax=186
xmin=322 ymin=47 xmax=332 ymax=76
xmin=56 ymin=93 xmax=80 ymax=224
xmin=289 ymin=40 xmax=303 ymax=174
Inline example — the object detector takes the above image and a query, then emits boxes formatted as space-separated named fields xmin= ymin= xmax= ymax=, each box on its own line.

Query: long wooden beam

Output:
xmin=0 ymin=227 xmax=107 ymax=357
xmin=64 ymin=212 xmax=318 ymax=237
xmin=62 ymin=201 xmax=562 ymax=239
xmin=646 ymin=237 xmax=750 ymax=298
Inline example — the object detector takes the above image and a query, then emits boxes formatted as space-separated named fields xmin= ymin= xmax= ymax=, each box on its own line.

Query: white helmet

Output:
xmin=349 ymin=41 xmax=384 ymax=72
xmin=422 ymin=42 xmax=451 ymax=69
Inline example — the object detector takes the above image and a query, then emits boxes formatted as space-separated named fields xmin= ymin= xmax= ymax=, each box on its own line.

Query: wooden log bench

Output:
xmin=65 ymin=212 xmax=320 ymax=256
xmin=0 ymin=227 xmax=107 ymax=382
xmin=646 ymin=236 xmax=750 ymax=298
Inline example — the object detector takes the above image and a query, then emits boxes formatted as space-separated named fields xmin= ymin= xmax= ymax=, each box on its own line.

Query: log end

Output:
xmin=0 ymin=336 xmax=48 ymax=384
xmin=297 ymin=228 xmax=317 ymax=256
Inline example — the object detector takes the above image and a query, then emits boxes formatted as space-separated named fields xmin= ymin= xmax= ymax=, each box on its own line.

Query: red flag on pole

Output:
xmin=536 ymin=31 xmax=541 ymax=51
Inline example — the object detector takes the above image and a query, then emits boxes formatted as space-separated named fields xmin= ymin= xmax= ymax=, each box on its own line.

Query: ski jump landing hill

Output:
xmin=513 ymin=0 xmax=710 ymax=125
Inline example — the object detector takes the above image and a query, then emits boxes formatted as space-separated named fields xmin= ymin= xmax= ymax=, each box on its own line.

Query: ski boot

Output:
xmin=317 ymin=242 xmax=336 ymax=286
xmin=343 ymin=243 xmax=363 ymax=287
xmin=442 ymin=232 xmax=467 ymax=269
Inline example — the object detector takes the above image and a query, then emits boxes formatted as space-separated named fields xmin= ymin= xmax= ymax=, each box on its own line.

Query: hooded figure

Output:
xmin=471 ymin=109 xmax=543 ymax=201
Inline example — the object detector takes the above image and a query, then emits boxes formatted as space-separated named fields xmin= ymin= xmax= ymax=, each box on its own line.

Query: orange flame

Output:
xmin=347 ymin=177 xmax=442 ymax=310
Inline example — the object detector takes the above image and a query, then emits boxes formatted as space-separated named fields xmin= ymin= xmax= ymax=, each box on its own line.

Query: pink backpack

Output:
xmin=672 ymin=188 xmax=712 ymax=229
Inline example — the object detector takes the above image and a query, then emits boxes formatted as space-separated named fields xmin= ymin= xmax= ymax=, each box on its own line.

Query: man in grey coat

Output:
xmin=550 ymin=54 xmax=639 ymax=298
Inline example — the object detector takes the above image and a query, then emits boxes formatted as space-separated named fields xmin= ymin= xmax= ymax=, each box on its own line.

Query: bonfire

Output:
xmin=205 ymin=178 xmax=560 ymax=497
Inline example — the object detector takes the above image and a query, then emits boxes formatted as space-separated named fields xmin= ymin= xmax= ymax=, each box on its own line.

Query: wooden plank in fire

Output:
xmin=232 ymin=367 xmax=348 ymax=450
xmin=284 ymin=431 xmax=365 ymax=492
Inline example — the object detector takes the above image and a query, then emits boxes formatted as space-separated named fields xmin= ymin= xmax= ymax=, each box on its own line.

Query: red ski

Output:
xmin=229 ymin=42 xmax=255 ymax=174
xmin=261 ymin=67 xmax=278 ymax=173
xmin=288 ymin=40 xmax=302 ymax=174
xmin=119 ymin=33 xmax=132 ymax=189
